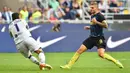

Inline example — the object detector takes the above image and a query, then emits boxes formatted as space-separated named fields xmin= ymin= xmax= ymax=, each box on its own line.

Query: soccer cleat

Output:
xmin=60 ymin=65 xmax=71 ymax=69
xmin=45 ymin=64 xmax=53 ymax=70
xmin=39 ymin=64 xmax=53 ymax=70
xmin=115 ymin=60 xmax=124 ymax=68
xmin=39 ymin=64 xmax=45 ymax=70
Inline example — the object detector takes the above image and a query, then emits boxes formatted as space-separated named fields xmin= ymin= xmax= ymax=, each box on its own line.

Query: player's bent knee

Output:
xmin=28 ymin=55 xmax=32 ymax=59
xmin=35 ymin=49 xmax=43 ymax=54
xmin=98 ymin=48 xmax=105 ymax=58
xmin=98 ymin=53 xmax=104 ymax=58
xmin=77 ymin=47 xmax=87 ymax=54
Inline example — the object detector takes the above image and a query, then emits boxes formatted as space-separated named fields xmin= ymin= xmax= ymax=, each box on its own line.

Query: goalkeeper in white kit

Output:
xmin=9 ymin=13 xmax=52 ymax=70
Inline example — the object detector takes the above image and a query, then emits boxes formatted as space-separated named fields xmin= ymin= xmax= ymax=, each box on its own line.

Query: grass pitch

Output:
xmin=0 ymin=52 xmax=130 ymax=73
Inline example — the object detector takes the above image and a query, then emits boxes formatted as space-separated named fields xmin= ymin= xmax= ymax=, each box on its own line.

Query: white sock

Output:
xmin=38 ymin=52 xmax=45 ymax=64
xmin=30 ymin=56 xmax=39 ymax=65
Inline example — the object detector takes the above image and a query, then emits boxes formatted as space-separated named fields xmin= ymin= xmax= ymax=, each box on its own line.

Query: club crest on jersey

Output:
xmin=99 ymin=39 xmax=103 ymax=44
xmin=90 ymin=21 xmax=95 ymax=25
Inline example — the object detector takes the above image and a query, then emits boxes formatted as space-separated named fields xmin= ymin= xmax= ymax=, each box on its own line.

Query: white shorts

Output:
xmin=16 ymin=37 xmax=41 ymax=58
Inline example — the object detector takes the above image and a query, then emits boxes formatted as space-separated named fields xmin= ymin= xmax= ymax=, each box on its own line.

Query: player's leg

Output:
xmin=16 ymin=42 xmax=39 ymax=65
xmin=60 ymin=44 xmax=87 ymax=69
xmin=34 ymin=48 xmax=45 ymax=64
xmin=60 ymin=37 xmax=94 ymax=69
xmin=98 ymin=48 xmax=124 ymax=68
xmin=25 ymin=37 xmax=52 ymax=70
xmin=96 ymin=36 xmax=124 ymax=68
xmin=34 ymin=48 xmax=52 ymax=70
xmin=28 ymin=51 xmax=39 ymax=65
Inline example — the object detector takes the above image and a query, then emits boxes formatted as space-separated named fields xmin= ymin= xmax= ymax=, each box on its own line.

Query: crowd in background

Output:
xmin=97 ymin=0 xmax=129 ymax=13
xmin=0 ymin=0 xmax=129 ymax=24
xmin=0 ymin=6 xmax=13 ymax=24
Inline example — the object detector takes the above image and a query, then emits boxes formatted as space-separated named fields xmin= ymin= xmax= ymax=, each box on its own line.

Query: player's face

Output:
xmin=90 ymin=5 xmax=98 ymax=14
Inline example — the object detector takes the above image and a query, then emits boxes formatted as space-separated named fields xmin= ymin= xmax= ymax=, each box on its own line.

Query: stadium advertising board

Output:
xmin=0 ymin=24 xmax=130 ymax=52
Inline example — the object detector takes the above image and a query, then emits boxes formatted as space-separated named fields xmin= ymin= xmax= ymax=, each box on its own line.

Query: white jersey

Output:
xmin=9 ymin=19 xmax=31 ymax=44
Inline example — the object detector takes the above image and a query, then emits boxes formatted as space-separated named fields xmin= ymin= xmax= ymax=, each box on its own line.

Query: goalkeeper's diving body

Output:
xmin=9 ymin=13 xmax=52 ymax=70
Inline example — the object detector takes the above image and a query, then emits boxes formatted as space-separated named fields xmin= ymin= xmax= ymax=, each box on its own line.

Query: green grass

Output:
xmin=0 ymin=52 xmax=130 ymax=73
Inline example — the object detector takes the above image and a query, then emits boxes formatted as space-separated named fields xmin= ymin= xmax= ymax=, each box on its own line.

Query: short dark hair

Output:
xmin=12 ymin=13 xmax=19 ymax=20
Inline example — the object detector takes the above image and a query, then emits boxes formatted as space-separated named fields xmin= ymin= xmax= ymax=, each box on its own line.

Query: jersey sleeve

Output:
xmin=22 ymin=20 xmax=29 ymax=29
xmin=99 ymin=13 xmax=108 ymax=27
xmin=99 ymin=14 xmax=106 ymax=22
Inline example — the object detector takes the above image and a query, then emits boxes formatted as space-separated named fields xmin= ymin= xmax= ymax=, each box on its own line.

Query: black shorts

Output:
xmin=82 ymin=36 xmax=106 ymax=49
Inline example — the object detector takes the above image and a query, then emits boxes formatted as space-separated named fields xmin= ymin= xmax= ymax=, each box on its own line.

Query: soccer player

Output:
xmin=9 ymin=13 xmax=52 ymax=70
xmin=60 ymin=2 xmax=124 ymax=69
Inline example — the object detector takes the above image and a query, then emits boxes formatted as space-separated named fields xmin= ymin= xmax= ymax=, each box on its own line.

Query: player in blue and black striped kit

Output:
xmin=60 ymin=2 xmax=124 ymax=69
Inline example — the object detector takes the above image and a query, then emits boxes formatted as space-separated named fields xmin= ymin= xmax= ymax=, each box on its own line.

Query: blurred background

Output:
xmin=0 ymin=1 xmax=130 ymax=72
xmin=0 ymin=0 xmax=130 ymax=30
xmin=0 ymin=0 xmax=130 ymax=52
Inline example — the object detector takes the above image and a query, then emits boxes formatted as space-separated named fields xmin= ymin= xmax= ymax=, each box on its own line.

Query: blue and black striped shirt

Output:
xmin=90 ymin=12 xmax=106 ymax=37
